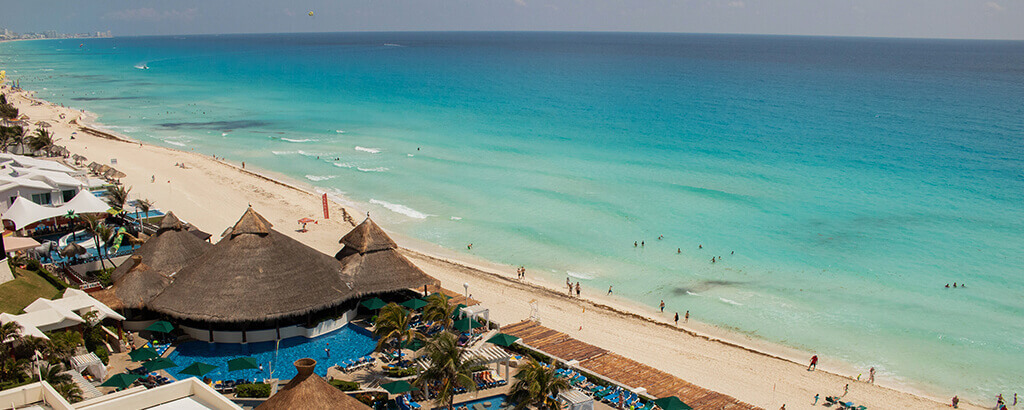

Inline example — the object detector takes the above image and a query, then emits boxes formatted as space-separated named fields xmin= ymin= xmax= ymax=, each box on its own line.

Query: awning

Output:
xmin=1 ymin=191 xmax=111 ymax=229
xmin=3 ymin=235 xmax=40 ymax=253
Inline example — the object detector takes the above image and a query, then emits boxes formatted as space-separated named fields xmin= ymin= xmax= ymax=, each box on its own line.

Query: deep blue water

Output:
xmin=2 ymin=32 xmax=1023 ymax=400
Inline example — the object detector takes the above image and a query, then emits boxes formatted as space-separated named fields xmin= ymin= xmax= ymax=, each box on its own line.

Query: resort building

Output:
xmin=1 ymin=189 xmax=111 ymax=230
xmin=0 ymin=378 xmax=242 ymax=410
xmin=0 ymin=288 xmax=124 ymax=340
xmin=256 ymin=358 xmax=370 ymax=410
xmin=134 ymin=207 xmax=437 ymax=342
xmin=0 ymin=153 xmax=85 ymax=212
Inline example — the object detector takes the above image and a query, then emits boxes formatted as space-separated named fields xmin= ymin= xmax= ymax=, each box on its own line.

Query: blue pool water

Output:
xmin=455 ymin=395 xmax=508 ymax=410
xmin=164 ymin=325 xmax=377 ymax=381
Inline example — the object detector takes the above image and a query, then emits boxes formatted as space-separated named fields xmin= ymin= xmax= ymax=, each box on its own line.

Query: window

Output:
xmin=62 ymin=190 xmax=76 ymax=202
xmin=30 ymin=193 xmax=51 ymax=205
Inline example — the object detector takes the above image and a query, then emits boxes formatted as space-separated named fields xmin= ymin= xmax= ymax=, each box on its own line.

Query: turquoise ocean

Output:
xmin=2 ymin=33 xmax=1022 ymax=400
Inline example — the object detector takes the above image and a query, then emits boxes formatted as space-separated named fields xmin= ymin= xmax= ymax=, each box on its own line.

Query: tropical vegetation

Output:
xmin=421 ymin=293 xmax=457 ymax=332
xmin=413 ymin=331 xmax=481 ymax=410
xmin=507 ymin=358 xmax=570 ymax=410
xmin=0 ymin=322 xmax=89 ymax=402
xmin=373 ymin=303 xmax=422 ymax=358
xmin=28 ymin=128 xmax=56 ymax=156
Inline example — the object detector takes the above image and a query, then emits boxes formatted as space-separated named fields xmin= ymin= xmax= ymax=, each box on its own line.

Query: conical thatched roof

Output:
xmin=257 ymin=359 xmax=370 ymax=410
xmin=336 ymin=218 xmax=438 ymax=296
xmin=339 ymin=218 xmax=397 ymax=253
xmin=149 ymin=207 xmax=356 ymax=323
xmin=96 ymin=258 xmax=173 ymax=310
xmin=110 ymin=211 xmax=211 ymax=283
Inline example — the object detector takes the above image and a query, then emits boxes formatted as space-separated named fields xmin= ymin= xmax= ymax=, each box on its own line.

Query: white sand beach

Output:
xmin=5 ymin=88 xmax=981 ymax=409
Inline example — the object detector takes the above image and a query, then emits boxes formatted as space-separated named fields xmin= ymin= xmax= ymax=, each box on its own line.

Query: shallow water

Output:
xmin=3 ymin=33 xmax=1023 ymax=400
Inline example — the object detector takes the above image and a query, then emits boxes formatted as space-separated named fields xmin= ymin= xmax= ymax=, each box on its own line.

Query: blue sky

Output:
xmin=1 ymin=0 xmax=1021 ymax=40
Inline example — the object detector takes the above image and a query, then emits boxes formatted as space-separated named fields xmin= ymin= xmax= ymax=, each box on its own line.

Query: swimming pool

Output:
xmin=454 ymin=394 xmax=508 ymax=410
xmin=165 ymin=325 xmax=377 ymax=381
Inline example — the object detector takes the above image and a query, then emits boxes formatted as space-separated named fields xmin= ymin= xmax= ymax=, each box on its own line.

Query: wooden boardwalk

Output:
xmin=502 ymin=320 xmax=758 ymax=410
xmin=426 ymin=284 xmax=480 ymax=307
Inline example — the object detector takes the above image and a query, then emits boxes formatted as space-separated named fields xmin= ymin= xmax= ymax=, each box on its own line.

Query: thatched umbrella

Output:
xmin=35 ymin=121 xmax=51 ymax=128
xmin=256 ymin=358 xmax=370 ymax=410
xmin=59 ymin=242 xmax=87 ymax=258
xmin=149 ymin=207 xmax=360 ymax=324
xmin=96 ymin=164 xmax=111 ymax=175
xmin=88 ymin=162 xmax=101 ymax=172
xmin=335 ymin=217 xmax=439 ymax=296
xmin=106 ymin=169 xmax=127 ymax=179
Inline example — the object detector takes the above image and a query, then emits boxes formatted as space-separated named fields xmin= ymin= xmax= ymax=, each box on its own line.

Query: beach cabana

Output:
xmin=256 ymin=358 xmax=370 ymax=410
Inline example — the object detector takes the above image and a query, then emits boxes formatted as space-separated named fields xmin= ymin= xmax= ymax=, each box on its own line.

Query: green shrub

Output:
xmin=25 ymin=259 xmax=42 ymax=272
xmin=32 ymin=266 xmax=67 ymax=291
xmin=330 ymin=379 xmax=360 ymax=391
xmin=89 ymin=268 xmax=114 ymax=287
xmin=235 ymin=383 xmax=271 ymax=398
xmin=384 ymin=367 xmax=418 ymax=378
xmin=94 ymin=347 xmax=109 ymax=365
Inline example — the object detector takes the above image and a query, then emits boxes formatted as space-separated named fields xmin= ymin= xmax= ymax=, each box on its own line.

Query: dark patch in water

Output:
xmin=156 ymin=120 xmax=270 ymax=130
xmin=672 ymin=279 xmax=744 ymax=295
xmin=72 ymin=96 xmax=142 ymax=101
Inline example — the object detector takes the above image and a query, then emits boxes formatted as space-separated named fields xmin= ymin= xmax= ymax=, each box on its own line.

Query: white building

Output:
xmin=0 ymin=153 xmax=86 ymax=212
xmin=0 ymin=289 xmax=125 ymax=340
xmin=0 ymin=379 xmax=243 ymax=410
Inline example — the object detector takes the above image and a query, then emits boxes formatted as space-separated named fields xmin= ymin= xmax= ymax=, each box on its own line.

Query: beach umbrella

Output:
xmin=59 ymin=242 xmax=87 ymax=257
xmin=400 ymin=298 xmax=428 ymax=310
xmin=451 ymin=303 xmax=468 ymax=320
xmin=100 ymin=373 xmax=141 ymax=389
xmin=380 ymin=380 xmax=418 ymax=395
xmin=143 ymin=357 xmax=177 ymax=372
xmin=486 ymin=333 xmax=520 ymax=347
xmin=128 ymin=347 xmax=159 ymax=362
xmin=361 ymin=297 xmax=386 ymax=310
xmin=297 ymin=217 xmax=315 ymax=224
xmin=453 ymin=317 xmax=484 ymax=332
xmin=652 ymin=397 xmax=693 ymax=410
xmin=227 ymin=357 xmax=259 ymax=372
xmin=179 ymin=361 xmax=218 ymax=377
xmin=145 ymin=320 xmax=175 ymax=333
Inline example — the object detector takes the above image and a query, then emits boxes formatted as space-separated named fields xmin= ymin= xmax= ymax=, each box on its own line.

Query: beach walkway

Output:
xmin=502 ymin=320 xmax=758 ymax=410
xmin=426 ymin=284 xmax=480 ymax=306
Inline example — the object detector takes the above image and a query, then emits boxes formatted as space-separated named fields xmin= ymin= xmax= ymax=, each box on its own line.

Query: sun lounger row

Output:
xmin=335 ymin=355 xmax=376 ymax=372
xmin=396 ymin=393 xmax=422 ymax=410
xmin=472 ymin=370 xmax=507 ymax=390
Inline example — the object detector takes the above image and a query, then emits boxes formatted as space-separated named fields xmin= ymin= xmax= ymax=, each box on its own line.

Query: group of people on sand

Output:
xmin=566 ymin=278 xmax=580 ymax=297
xmin=516 ymin=266 xmax=526 ymax=280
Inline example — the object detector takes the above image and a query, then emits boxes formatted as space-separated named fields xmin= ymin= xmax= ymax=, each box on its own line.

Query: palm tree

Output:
xmin=0 ymin=321 xmax=23 ymax=356
xmin=105 ymin=185 xmax=131 ymax=211
xmin=507 ymin=358 xmax=570 ymax=410
xmin=134 ymin=198 xmax=153 ymax=235
xmin=421 ymin=293 xmax=456 ymax=332
xmin=413 ymin=332 xmax=481 ymax=410
xmin=28 ymin=128 xmax=55 ymax=156
xmin=44 ymin=331 xmax=83 ymax=364
xmin=54 ymin=382 xmax=83 ymax=403
xmin=373 ymin=303 xmax=421 ymax=357
xmin=38 ymin=363 xmax=73 ymax=386
xmin=0 ymin=356 xmax=26 ymax=383
xmin=80 ymin=214 xmax=109 ymax=271
xmin=10 ymin=126 xmax=26 ymax=155
xmin=0 ymin=125 xmax=22 ymax=153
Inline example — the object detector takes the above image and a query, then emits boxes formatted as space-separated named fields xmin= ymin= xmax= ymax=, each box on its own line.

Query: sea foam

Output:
xmin=305 ymin=175 xmax=338 ymax=182
xmin=369 ymin=199 xmax=429 ymax=219
xmin=355 ymin=146 xmax=381 ymax=154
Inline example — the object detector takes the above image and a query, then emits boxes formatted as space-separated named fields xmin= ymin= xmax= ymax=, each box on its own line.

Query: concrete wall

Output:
xmin=178 ymin=308 xmax=358 ymax=343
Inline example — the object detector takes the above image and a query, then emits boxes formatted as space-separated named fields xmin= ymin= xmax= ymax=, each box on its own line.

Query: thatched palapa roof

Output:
xmin=99 ymin=212 xmax=212 ymax=310
xmin=257 ymin=358 xmax=370 ymax=410
xmin=148 ymin=207 xmax=356 ymax=323
xmin=336 ymin=218 xmax=438 ymax=296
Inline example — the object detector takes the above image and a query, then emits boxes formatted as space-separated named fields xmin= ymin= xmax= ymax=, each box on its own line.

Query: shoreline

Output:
xmin=5 ymin=86 xmax=979 ymax=409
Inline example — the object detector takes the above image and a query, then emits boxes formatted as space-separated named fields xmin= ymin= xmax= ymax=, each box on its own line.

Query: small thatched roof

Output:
xmin=110 ymin=211 xmax=211 ymax=283
xmin=257 ymin=359 xmax=370 ymax=410
xmin=336 ymin=218 xmax=438 ymax=296
xmin=98 ymin=258 xmax=173 ymax=310
xmin=149 ymin=207 xmax=357 ymax=323
xmin=339 ymin=218 xmax=398 ymax=253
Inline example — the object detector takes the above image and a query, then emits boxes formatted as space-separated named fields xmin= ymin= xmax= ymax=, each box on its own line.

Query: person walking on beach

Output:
xmin=808 ymin=355 xmax=818 ymax=371
xmin=575 ymin=282 xmax=580 ymax=298
xmin=685 ymin=310 xmax=689 ymax=323
xmin=951 ymin=395 xmax=959 ymax=408
xmin=660 ymin=300 xmax=665 ymax=313
xmin=868 ymin=367 xmax=875 ymax=384
xmin=1013 ymin=393 xmax=1017 ymax=406
xmin=843 ymin=383 xmax=849 ymax=397
xmin=813 ymin=394 xmax=819 ymax=405
xmin=608 ymin=286 xmax=613 ymax=295
xmin=674 ymin=312 xmax=679 ymax=326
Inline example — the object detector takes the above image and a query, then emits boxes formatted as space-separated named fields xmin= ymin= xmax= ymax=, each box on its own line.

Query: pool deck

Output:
xmin=501 ymin=320 xmax=758 ymax=410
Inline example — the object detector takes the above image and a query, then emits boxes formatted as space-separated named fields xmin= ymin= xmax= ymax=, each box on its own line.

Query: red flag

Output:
xmin=322 ymin=193 xmax=330 ymax=219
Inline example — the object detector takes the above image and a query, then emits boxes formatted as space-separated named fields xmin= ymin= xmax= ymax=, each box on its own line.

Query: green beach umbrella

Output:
xmin=380 ymin=380 xmax=418 ymax=395
xmin=227 ymin=357 xmax=259 ymax=372
xmin=486 ymin=333 xmax=520 ymax=347
xmin=453 ymin=317 xmax=484 ymax=332
xmin=145 ymin=320 xmax=175 ymax=333
xmin=361 ymin=297 xmax=386 ymax=310
xmin=143 ymin=357 xmax=177 ymax=372
xmin=101 ymin=373 xmax=141 ymax=389
xmin=128 ymin=347 xmax=159 ymax=362
xmin=400 ymin=298 xmax=428 ymax=310
xmin=652 ymin=397 xmax=693 ymax=410
xmin=179 ymin=361 xmax=218 ymax=377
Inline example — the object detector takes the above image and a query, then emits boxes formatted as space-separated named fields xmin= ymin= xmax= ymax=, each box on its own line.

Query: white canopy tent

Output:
xmin=1 ymin=191 xmax=111 ymax=229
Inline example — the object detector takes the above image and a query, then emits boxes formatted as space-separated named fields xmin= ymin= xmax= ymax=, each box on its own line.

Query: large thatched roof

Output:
xmin=257 ymin=359 xmax=370 ymax=410
xmin=100 ymin=212 xmax=211 ymax=310
xmin=336 ymin=218 xmax=438 ymax=296
xmin=148 ymin=207 xmax=356 ymax=323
